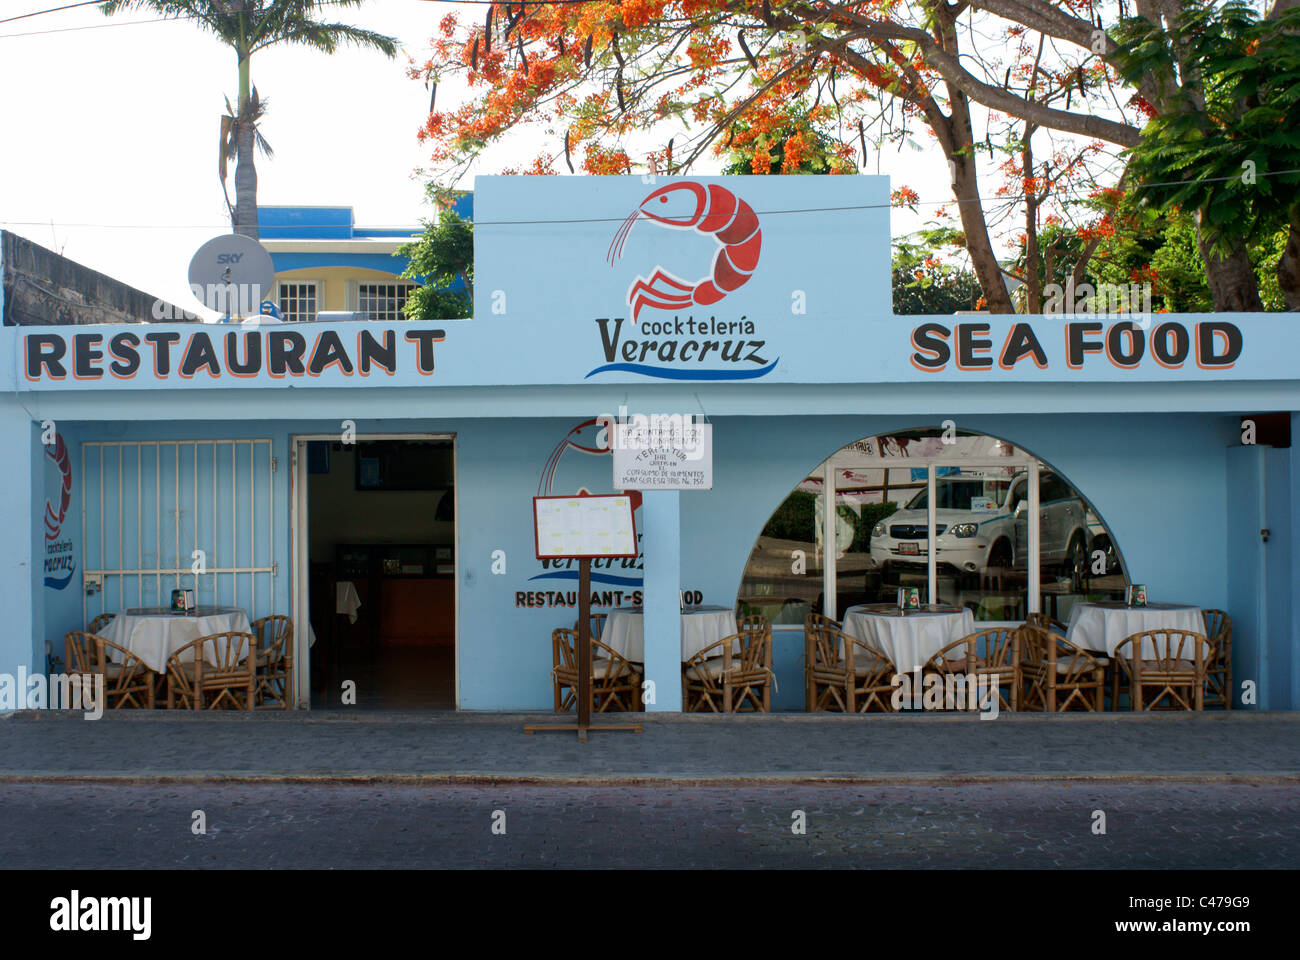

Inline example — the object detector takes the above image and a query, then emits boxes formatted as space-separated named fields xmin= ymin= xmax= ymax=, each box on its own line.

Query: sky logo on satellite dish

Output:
xmin=151 ymin=234 xmax=279 ymax=321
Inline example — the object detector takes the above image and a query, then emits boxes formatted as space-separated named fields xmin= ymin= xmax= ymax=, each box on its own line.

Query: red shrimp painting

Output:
xmin=607 ymin=182 xmax=762 ymax=321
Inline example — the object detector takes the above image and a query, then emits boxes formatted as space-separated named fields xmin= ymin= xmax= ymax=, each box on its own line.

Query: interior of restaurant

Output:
xmin=306 ymin=437 xmax=456 ymax=710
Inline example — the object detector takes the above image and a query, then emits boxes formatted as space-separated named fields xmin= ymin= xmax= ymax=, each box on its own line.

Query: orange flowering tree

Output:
xmin=412 ymin=0 xmax=1290 ymax=311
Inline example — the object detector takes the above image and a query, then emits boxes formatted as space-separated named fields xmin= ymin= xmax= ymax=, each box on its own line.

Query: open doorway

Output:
xmin=295 ymin=435 xmax=456 ymax=710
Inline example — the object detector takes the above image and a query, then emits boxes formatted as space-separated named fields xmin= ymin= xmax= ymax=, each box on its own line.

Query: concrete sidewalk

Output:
xmin=2 ymin=710 xmax=1299 ymax=783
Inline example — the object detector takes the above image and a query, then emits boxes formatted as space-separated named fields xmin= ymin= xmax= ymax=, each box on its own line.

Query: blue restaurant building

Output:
xmin=1 ymin=176 xmax=1296 ymax=712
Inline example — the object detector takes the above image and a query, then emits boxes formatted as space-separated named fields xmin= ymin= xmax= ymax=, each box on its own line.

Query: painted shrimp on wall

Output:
xmin=608 ymin=182 xmax=762 ymax=321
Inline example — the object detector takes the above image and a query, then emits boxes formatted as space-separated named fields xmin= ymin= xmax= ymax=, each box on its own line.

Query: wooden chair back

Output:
xmin=98 ymin=637 xmax=155 ymax=709
xmin=552 ymin=627 xmax=579 ymax=675
xmin=166 ymin=632 xmax=257 ymax=710
xmin=251 ymin=615 xmax=293 ymax=662
xmin=86 ymin=613 xmax=116 ymax=636
xmin=1018 ymin=623 xmax=1048 ymax=665
xmin=1115 ymin=629 xmax=1209 ymax=672
xmin=974 ymin=627 xmax=1019 ymax=669
xmin=1114 ymin=629 xmax=1210 ymax=710
xmin=807 ymin=623 xmax=846 ymax=674
xmin=65 ymin=630 xmax=99 ymax=676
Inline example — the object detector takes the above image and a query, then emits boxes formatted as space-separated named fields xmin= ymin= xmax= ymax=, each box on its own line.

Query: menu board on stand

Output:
xmin=526 ymin=493 xmax=642 ymax=741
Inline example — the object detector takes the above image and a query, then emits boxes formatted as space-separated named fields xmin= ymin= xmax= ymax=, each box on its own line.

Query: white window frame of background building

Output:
xmin=277 ymin=280 xmax=321 ymax=322
xmin=356 ymin=281 xmax=417 ymax=322
xmin=81 ymin=439 xmax=276 ymax=625
xmin=289 ymin=432 xmax=457 ymax=710
xmin=820 ymin=456 xmax=1040 ymax=622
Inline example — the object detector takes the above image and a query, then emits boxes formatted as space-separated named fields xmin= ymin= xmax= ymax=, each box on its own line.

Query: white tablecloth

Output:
xmin=841 ymin=606 xmax=976 ymax=672
xmin=600 ymin=606 xmax=739 ymax=662
xmin=1065 ymin=602 xmax=1205 ymax=658
xmin=100 ymin=609 xmax=253 ymax=673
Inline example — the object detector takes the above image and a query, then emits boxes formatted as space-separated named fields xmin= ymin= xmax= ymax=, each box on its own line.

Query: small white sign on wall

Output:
xmin=612 ymin=421 xmax=713 ymax=491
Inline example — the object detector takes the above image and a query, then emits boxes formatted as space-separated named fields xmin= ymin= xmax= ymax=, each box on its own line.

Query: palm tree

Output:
xmin=101 ymin=1 xmax=397 ymax=239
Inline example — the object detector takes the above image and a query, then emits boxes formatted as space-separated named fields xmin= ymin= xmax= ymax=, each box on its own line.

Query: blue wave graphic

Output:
xmin=584 ymin=359 xmax=779 ymax=381
xmin=45 ymin=565 xmax=75 ymax=590
xmin=528 ymin=570 xmax=644 ymax=587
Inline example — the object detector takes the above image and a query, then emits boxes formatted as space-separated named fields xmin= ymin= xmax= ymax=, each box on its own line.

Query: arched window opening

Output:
xmin=737 ymin=427 xmax=1128 ymax=625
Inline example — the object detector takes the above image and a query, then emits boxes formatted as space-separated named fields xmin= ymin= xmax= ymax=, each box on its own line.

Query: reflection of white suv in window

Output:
xmin=868 ymin=471 xmax=1091 ymax=590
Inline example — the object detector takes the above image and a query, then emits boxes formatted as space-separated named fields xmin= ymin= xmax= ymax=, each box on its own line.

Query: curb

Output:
xmin=3 ymin=772 xmax=1299 ymax=786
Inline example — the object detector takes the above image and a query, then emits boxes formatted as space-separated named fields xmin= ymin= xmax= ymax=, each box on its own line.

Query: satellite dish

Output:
xmin=187 ymin=234 xmax=276 ymax=318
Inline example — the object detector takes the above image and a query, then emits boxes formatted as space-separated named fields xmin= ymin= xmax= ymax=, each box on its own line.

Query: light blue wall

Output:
xmin=24 ymin=410 xmax=1238 ymax=710
xmin=0 ymin=406 xmax=44 ymax=698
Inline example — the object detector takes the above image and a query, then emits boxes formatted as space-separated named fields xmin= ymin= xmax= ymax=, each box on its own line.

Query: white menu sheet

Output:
xmin=534 ymin=495 xmax=636 ymax=558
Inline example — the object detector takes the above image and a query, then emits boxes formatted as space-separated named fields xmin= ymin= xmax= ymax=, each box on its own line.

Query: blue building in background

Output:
xmin=258 ymin=195 xmax=472 ymax=321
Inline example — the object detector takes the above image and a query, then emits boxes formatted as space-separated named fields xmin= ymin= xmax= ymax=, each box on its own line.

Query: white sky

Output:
xmin=0 ymin=0 xmax=959 ymax=313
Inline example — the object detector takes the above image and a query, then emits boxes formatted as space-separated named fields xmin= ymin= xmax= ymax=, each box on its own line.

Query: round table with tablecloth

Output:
xmin=600 ymin=606 xmax=739 ymax=662
xmin=1064 ymin=601 xmax=1205 ymax=658
xmin=99 ymin=606 xmax=253 ymax=673
xmin=840 ymin=605 xmax=977 ymax=673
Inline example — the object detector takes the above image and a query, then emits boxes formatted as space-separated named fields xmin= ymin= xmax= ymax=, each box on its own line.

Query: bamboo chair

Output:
xmin=166 ymin=632 xmax=257 ymax=710
xmin=683 ymin=623 xmax=773 ymax=712
xmin=1201 ymin=609 xmax=1233 ymax=709
xmin=86 ymin=612 xmax=116 ymax=636
xmin=737 ymin=613 xmax=771 ymax=638
xmin=804 ymin=613 xmax=842 ymax=707
xmin=1112 ymin=629 xmax=1210 ymax=711
xmin=846 ymin=629 xmax=896 ymax=713
xmin=805 ymin=622 xmax=896 ymax=712
xmin=920 ymin=635 xmax=976 ymax=710
xmin=251 ymin=615 xmax=294 ymax=709
xmin=99 ymin=637 xmax=156 ymax=709
xmin=1018 ymin=624 xmax=1107 ymax=712
xmin=552 ymin=627 xmax=578 ymax=712
xmin=969 ymin=627 xmax=1021 ymax=711
xmin=63 ymin=631 xmax=157 ymax=710
xmin=806 ymin=621 xmax=850 ymax=711
xmin=550 ymin=627 xmax=641 ymax=713
xmin=65 ymin=629 xmax=98 ymax=678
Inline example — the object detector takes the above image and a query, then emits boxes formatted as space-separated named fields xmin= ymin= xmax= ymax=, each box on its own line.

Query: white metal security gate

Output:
xmin=81 ymin=440 xmax=275 ymax=623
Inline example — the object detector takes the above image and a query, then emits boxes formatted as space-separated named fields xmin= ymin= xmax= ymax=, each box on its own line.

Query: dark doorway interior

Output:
xmin=306 ymin=438 xmax=455 ymax=709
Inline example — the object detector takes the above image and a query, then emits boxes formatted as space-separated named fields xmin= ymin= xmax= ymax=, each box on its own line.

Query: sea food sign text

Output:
xmin=22 ymin=326 xmax=447 ymax=382
xmin=909 ymin=319 xmax=1244 ymax=372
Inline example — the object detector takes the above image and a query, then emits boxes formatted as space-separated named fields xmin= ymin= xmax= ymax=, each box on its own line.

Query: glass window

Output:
xmin=278 ymin=282 xmax=317 ymax=322
xmin=737 ymin=428 xmax=1129 ymax=628
xmin=737 ymin=483 xmax=823 ymax=626
xmin=358 ymin=283 xmax=417 ymax=322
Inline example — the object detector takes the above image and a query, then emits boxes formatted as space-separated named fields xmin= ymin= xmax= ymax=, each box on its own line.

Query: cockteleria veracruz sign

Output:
xmin=474 ymin=174 xmax=891 ymax=382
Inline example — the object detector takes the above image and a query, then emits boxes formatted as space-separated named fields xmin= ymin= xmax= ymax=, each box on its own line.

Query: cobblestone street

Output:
xmin=4 ymin=780 xmax=1297 ymax=869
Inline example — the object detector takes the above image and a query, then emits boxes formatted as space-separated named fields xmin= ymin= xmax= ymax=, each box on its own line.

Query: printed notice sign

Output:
xmin=612 ymin=422 xmax=713 ymax=490
xmin=533 ymin=494 xmax=637 ymax=560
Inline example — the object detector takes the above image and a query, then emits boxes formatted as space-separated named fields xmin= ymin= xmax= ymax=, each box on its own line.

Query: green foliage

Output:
xmin=396 ymin=208 xmax=473 ymax=321
xmin=892 ymin=230 xmax=981 ymax=314
xmin=1088 ymin=209 xmax=1289 ymax=311
xmin=1110 ymin=2 xmax=1300 ymax=256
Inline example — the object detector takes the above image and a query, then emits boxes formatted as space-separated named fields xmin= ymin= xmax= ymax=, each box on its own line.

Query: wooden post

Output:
xmin=576 ymin=558 xmax=592 ymax=736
